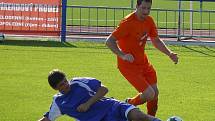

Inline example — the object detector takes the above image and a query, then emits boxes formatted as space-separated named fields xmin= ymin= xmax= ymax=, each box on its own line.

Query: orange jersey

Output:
xmin=112 ymin=12 xmax=158 ymax=68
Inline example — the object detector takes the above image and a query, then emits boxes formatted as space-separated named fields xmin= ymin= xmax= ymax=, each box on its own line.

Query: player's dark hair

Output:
xmin=48 ymin=69 xmax=66 ymax=89
xmin=137 ymin=0 xmax=152 ymax=6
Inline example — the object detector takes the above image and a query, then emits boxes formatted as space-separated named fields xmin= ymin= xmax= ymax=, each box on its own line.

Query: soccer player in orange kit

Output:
xmin=106 ymin=0 xmax=179 ymax=116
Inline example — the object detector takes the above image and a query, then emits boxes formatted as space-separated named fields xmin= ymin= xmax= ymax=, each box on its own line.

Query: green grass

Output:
xmin=0 ymin=40 xmax=215 ymax=121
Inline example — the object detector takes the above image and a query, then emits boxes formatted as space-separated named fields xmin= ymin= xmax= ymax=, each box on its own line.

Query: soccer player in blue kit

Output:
xmin=38 ymin=69 xmax=161 ymax=121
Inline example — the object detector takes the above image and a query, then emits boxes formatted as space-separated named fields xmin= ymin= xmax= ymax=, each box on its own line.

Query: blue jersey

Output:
xmin=44 ymin=77 xmax=136 ymax=121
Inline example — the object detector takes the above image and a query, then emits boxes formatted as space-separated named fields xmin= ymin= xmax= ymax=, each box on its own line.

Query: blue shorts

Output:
xmin=102 ymin=99 xmax=137 ymax=121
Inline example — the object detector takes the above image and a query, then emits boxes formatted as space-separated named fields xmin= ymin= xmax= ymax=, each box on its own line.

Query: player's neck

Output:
xmin=60 ymin=86 xmax=71 ymax=94
xmin=65 ymin=87 xmax=71 ymax=94
xmin=135 ymin=11 xmax=146 ymax=21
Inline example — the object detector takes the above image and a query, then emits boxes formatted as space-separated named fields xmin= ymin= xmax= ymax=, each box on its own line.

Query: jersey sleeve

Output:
xmin=111 ymin=20 xmax=129 ymax=40
xmin=44 ymin=98 xmax=62 ymax=121
xmin=85 ymin=78 xmax=101 ymax=92
xmin=148 ymin=16 xmax=158 ymax=40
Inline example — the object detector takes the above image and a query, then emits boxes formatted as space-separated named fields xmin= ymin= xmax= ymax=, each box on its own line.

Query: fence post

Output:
xmin=131 ymin=0 xmax=134 ymax=8
xmin=61 ymin=0 xmax=67 ymax=42
xmin=177 ymin=0 xmax=182 ymax=41
xmin=190 ymin=1 xmax=193 ymax=37
xmin=200 ymin=0 xmax=203 ymax=36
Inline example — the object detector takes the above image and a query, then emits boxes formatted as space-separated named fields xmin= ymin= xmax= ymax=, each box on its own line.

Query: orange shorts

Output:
xmin=118 ymin=65 xmax=157 ymax=92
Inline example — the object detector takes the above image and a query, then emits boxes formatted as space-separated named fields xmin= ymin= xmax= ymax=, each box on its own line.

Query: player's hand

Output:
xmin=169 ymin=52 xmax=178 ymax=64
xmin=121 ymin=53 xmax=134 ymax=63
xmin=77 ymin=102 xmax=91 ymax=112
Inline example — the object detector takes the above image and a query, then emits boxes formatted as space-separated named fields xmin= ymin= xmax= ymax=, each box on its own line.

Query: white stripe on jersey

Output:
xmin=48 ymin=97 xmax=62 ymax=121
xmin=72 ymin=77 xmax=96 ymax=83
xmin=70 ymin=79 xmax=96 ymax=96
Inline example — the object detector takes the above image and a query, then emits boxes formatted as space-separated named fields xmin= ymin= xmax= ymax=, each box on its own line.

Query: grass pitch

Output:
xmin=0 ymin=40 xmax=215 ymax=121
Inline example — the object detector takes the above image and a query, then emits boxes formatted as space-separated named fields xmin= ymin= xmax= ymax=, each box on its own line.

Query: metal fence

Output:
xmin=66 ymin=5 xmax=215 ymax=40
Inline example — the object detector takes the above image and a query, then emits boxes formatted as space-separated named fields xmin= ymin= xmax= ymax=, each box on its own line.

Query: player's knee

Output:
xmin=141 ymin=86 xmax=157 ymax=101
xmin=145 ymin=90 xmax=155 ymax=101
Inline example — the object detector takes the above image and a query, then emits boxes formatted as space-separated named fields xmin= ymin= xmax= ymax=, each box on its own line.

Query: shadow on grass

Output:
xmin=203 ymin=46 xmax=215 ymax=53
xmin=0 ymin=40 xmax=77 ymax=48
xmin=182 ymin=45 xmax=215 ymax=57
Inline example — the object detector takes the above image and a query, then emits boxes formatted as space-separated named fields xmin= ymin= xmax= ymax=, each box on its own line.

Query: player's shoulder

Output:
xmin=145 ymin=15 xmax=155 ymax=22
xmin=120 ymin=12 xmax=136 ymax=24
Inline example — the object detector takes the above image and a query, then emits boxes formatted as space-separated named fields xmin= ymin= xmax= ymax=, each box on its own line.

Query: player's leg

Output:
xmin=119 ymin=66 xmax=156 ymax=106
xmin=145 ymin=66 xmax=159 ymax=116
xmin=140 ymin=85 xmax=156 ymax=103
xmin=146 ymin=84 xmax=158 ymax=116
xmin=107 ymin=100 xmax=161 ymax=121
xmin=127 ymin=108 xmax=161 ymax=121
xmin=126 ymin=85 xmax=155 ymax=106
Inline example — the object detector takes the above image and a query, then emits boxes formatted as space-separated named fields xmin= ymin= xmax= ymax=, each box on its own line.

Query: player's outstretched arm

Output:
xmin=38 ymin=117 xmax=50 ymax=121
xmin=77 ymin=85 xmax=108 ymax=112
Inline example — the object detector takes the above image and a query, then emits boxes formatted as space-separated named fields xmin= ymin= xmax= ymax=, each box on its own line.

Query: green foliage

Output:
xmin=0 ymin=40 xmax=215 ymax=121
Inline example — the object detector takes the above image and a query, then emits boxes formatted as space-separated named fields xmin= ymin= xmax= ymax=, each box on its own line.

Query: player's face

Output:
xmin=136 ymin=1 xmax=152 ymax=20
xmin=55 ymin=78 xmax=70 ymax=93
